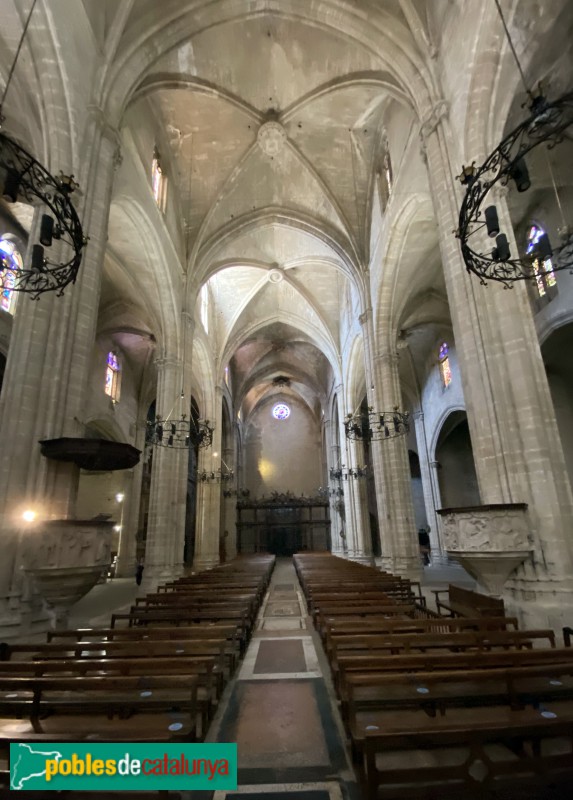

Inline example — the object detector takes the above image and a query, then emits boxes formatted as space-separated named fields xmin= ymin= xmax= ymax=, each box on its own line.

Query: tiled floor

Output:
xmin=207 ymin=558 xmax=359 ymax=800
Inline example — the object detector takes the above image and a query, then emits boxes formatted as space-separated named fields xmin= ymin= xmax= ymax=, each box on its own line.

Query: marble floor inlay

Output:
xmin=233 ymin=681 xmax=330 ymax=768
xmin=254 ymin=639 xmax=307 ymax=674
xmin=264 ymin=601 xmax=301 ymax=617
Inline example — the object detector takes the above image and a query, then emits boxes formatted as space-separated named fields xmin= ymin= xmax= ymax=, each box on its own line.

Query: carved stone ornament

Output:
xmin=257 ymin=121 xmax=287 ymax=158
xmin=437 ymin=503 xmax=533 ymax=596
xmin=438 ymin=503 xmax=530 ymax=552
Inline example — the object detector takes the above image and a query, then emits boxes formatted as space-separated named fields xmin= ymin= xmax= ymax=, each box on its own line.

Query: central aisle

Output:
xmin=208 ymin=557 xmax=359 ymax=800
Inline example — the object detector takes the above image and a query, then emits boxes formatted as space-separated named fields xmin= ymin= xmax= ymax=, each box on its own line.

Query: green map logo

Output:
xmin=10 ymin=742 xmax=237 ymax=791
xmin=11 ymin=743 xmax=64 ymax=790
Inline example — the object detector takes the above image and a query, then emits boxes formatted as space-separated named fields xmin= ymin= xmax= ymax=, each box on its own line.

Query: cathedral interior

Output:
xmin=0 ymin=1 xmax=573 ymax=797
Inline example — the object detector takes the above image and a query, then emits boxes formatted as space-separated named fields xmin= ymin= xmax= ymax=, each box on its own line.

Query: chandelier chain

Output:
xmin=0 ymin=0 xmax=39 ymax=115
xmin=493 ymin=0 xmax=531 ymax=99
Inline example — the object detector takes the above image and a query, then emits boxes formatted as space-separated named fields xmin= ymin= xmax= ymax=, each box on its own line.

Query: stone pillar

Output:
xmin=193 ymin=391 xmax=223 ymax=572
xmin=345 ymin=439 xmax=373 ymax=564
xmin=0 ymin=113 xmax=120 ymax=627
xmin=358 ymin=310 xmax=420 ymax=578
xmin=420 ymin=108 xmax=573 ymax=627
xmin=220 ymin=443 xmax=236 ymax=561
xmin=115 ymin=423 xmax=146 ymax=578
xmin=413 ymin=411 xmax=443 ymax=556
xmin=143 ymin=358 xmax=187 ymax=587
xmin=372 ymin=350 xmax=420 ymax=578
xmin=326 ymin=417 xmax=344 ymax=555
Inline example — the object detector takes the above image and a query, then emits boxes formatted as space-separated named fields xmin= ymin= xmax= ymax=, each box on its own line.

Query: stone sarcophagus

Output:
xmin=437 ymin=503 xmax=533 ymax=596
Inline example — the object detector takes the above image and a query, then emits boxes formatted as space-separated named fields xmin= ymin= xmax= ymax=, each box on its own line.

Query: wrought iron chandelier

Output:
xmin=456 ymin=0 xmax=573 ymax=287
xmin=0 ymin=0 xmax=86 ymax=298
xmin=146 ymin=391 xmax=214 ymax=450
xmin=199 ymin=467 xmax=234 ymax=483
xmin=329 ymin=464 xmax=368 ymax=481
xmin=344 ymin=407 xmax=409 ymax=442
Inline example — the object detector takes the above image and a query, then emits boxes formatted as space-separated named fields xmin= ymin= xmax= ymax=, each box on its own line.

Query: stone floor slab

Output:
xmin=254 ymin=639 xmax=307 ymax=674
xmin=232 ymin=681 xmax=330 ymax=768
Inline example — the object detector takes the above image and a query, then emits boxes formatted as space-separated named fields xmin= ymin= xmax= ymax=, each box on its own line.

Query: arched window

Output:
xmin=151 ymin=147 xmax=166 ymax=210
xmin=200 ymin=284 xmax=209 ymax=333
xmin=526 ymin=223 xmax=556 ymax=298
xmin=0 ymin=238 xmax=22 ymax=315
xmin=438 ymin=342 xmax=452 ymax=388
xmin=105 ymin=351 xmax=121 ymax=402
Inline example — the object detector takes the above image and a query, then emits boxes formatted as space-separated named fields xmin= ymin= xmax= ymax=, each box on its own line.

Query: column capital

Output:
xmin=358 ymin=307 xmax=372 ymax=326
xmin=155 ymin=356 xmax=181 ymax=372
xmin=412 ymin=410 xmax=424 ymax=421
xmin=430 ymin=460 xmax=440 ymax=469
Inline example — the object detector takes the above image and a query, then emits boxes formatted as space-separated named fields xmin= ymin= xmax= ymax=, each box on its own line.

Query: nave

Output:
xmin=1 ymin=552 xmax=573 ymax=798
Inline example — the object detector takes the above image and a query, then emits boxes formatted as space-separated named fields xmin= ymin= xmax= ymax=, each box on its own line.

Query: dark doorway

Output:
xmin=435 ymin=411 xmax=480 ymax=508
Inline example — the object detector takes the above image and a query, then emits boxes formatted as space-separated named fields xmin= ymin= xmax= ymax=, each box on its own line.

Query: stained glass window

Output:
xmin=105 ymin=351 xmax=121 ymax=402
xmin=438 ymin=342 xmax=452 ymax=388
xmin=0 ymin=238 xmax=22 ymax=315
xmin=272 ymin=403 xmax=290 ymax=420
xmin=151 ymin=148 xmax=165 ymax=209
xmin=526 ymin=223 xmax=556 ymax=298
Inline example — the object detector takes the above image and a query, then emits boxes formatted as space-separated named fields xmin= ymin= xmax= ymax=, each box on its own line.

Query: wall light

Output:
xmin=22 ymin=510 xmax=36 ymax=522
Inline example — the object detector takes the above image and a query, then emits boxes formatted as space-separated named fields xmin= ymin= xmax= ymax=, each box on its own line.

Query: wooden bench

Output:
xmin=45 ymin=622 xmax=245 ymax=663
xmin=335 ymin=641 xmax=570 ymax=708
xmin=0 ymin=674 xmax=201 ymax=740
xmin=0 ymin=655 xmax=220 ymax=733
xmin=363 ymin=716 xmax=573 ymax=800
xmin=111 ymin=607 xmax=251 ymax=640
xmin=346 ymin=664 xmax=573 ymax=754
xmin=134 ymin=593 xmax=259 ymax=623
xmin=433 ymin=584 xmax=505 ymax=617
xmin=323 ymin=617 xmax=521 ymax=660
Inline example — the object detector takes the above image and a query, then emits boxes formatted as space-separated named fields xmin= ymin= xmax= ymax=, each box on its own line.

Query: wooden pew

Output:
xmin=0 ymin=655 xmax=219 ymax=733
xmin=363 ymin=717 xmax=573 ymax=800
xmin=345 ymin=663 xmax=573 ymax=759
xmin=335 ymin=641 xmax=571 ymax=707
xmin=0 ymin=674 xmax=202 ymax=741
xmin=45 ymin=623 xmax=242 ymax=663
xmin=134 ymin=593 xmax=259 ymax=624
xmin=433 ymin=584 xmax=505 ymax=617
xmin=323 ymin=617 xmax=521 ymax=660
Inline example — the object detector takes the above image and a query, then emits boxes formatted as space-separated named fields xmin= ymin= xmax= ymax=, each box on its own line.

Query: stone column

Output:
xmin=115 ymin=423 xmax=147 ymax=578
xmin=142 ymin=358 xmax=187 ymax=587
xmin=345 ymin=439 xmax=373 ymax=564
xmin=421 ymin=107 xmax=573 ymax=627
xmin=326 ymin=416 xmax=344 ymax=555
xmin=359 ymin=311 xmax=420 ymax=578
xmin=193 ymin=390 xmax=223 ymax=572
xmin=220 ymin=442 xmax=236 ymax=561
xmin=413 ymin=411 xmax=443 ymax=556
xmin=373 ymin=350 xmax=420 ymax=578
xmin=0 ymin=112 xmax=120 ymax=627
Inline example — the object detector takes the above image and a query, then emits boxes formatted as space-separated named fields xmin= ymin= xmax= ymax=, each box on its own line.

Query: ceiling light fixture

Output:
xmin=456 ymin=0 xmax=573 ymax=287
xmin=344 ymin=407 xmax=409 ymax=442
xmin=0 ymin=0 xmax=86 ymax=298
